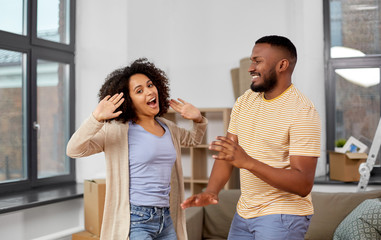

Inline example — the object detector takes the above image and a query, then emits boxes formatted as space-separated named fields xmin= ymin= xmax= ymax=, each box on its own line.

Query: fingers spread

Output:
xmin=115 ymin=97 xmax=125 ymax=108
xmin=169 ymin=99 xmax=183 ymax=113
xmin=169 ymin=99 xmax=179 ymax=107
xmin=115 ymin=92 xmax=124 ymax=101
xmin=103 ymin=95 xmax=111 ymax=101
xmin=109 ymin=93 xmax=119 ymax=102
xmin=113 ymin=111 xmax=123 ymax=118
xmin=177 ymin=98 xmax=186 ymax=104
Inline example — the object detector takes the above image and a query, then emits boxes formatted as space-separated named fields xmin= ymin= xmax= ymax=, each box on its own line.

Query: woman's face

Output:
xmin=129 ymin=73 xmax=160 ymax=120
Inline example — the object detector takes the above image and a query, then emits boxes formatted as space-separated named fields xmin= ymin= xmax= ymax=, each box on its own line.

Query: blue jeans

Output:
xmin=228 ymin=212 xmax=312 ymax=240
xmin=129 ymin=204 xmax=177 ymax=240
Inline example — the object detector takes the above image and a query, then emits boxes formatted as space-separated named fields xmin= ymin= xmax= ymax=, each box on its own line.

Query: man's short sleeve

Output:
xmin=289 ymin=106 xmax=321 ymax=157
xmin=227 ymin=97 xmax=241 ymax=135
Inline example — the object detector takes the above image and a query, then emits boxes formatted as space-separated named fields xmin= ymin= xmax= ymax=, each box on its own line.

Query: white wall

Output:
xmin=74 ymin=0 xmax=129 ymax=183
xmin=76 ymin=0 xmax=327 ymax=181
xmin=0 ymin=199 xmax=83 ymax=240
xmin=125 ymin=0 xmax=327 ymax=176
xmin=0 ymin=0 xmax=335 ymax=239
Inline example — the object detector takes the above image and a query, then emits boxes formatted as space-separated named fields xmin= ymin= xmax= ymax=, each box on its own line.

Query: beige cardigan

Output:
xmin=67 ymin=114 xmax=207 ymax=240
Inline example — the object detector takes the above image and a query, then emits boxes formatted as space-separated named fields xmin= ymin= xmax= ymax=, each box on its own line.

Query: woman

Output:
xmin=66 ymin=58 xmax=207 ymax=240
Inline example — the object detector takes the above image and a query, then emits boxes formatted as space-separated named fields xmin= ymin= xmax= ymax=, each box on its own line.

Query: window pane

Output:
xmin=330 ymin=0 xmax=381 ymax=58
xmin=37 ymin=0 xmax=70 ymax=44
xmin=0 ymin=49 xmax=27 ymax=183
xmin=37 ymin=60 xmax=70 ymax=178
xmin=335 ymin=67 xmax=381 ymax=164
xmin=0 ymin=0 xmax=27 ymax=35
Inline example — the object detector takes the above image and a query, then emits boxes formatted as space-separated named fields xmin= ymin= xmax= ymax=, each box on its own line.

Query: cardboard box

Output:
xmin=72 ymin=230 xmax=100 ymax=240
xmin=84 ymin=179 xmax=106 ymax=236
xmin=329 ymin=152 xmax=368 ymax=182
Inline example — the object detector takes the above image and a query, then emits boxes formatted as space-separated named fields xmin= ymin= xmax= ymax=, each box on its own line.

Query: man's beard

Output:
xmin=250 ymin=68 xmax=277 ymax=93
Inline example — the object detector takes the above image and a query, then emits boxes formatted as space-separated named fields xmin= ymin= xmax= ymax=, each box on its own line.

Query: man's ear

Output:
xmin=278 ymin=59 xmax=289 ymax=72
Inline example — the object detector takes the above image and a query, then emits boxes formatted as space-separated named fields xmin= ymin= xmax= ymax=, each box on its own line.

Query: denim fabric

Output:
xmin=129 ymin=204 xmax=177 ymax=240
xmin=228 ymin=212 xmax=312 ymax=240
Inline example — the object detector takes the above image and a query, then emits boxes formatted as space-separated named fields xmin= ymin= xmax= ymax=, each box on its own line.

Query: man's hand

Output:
xmin=209 ymin=136 xmax=250 ymax=169
xmin=181 ymin=191 xmax=219 ymax=209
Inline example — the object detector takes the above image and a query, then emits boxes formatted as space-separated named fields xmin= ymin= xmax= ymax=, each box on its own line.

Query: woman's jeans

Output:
xmin=129 ymin=204 xmax=177 ymax=240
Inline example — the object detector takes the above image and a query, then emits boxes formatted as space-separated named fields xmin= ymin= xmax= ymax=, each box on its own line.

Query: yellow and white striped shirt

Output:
xmin=228 ymin=84 xmax=321 ymax=219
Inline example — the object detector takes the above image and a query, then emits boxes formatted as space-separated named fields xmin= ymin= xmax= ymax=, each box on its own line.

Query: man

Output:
xmin=181 ymin=35 xmax=321 ymax=240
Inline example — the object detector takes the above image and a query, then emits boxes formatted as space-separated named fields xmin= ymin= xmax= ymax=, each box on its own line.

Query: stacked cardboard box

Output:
xmin=329 ymin=152 xmax=368 ymax=182
xmin=72 ymin=179 xmax=106 ymax=240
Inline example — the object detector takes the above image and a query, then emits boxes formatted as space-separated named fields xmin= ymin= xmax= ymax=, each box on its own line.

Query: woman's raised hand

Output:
xmin=169 ymin=98 xmax=203 ymax=123
xmin=93 ymin=93 xmax=124 ymax=122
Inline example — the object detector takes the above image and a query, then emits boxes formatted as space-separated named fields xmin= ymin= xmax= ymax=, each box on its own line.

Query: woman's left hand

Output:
xmin=169 ymin=98 xmax=203 ymax=123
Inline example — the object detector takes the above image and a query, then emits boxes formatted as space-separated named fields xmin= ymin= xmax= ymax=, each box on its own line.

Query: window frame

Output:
xmin=323 ymin=0 xmax=381 ymax=165
xmin=0 ymin=0 xmax=76 ymax=195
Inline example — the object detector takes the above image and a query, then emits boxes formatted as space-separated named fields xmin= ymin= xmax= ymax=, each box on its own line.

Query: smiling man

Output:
xmin=181 ymin=35 xmax=321 ymax=240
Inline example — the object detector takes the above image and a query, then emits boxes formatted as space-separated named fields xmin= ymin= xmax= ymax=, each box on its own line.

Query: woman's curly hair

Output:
xmin=98 ymin=58 xmax=170 ymax=123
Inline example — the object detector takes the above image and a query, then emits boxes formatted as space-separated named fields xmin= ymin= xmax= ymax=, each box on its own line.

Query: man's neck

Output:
xmin=264 ymin=82 xmax=292 ymax=100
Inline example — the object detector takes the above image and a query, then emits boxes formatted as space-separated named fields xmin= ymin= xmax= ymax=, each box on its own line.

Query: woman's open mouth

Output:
xmin=147 ymin=97 xmax=158 ymax=108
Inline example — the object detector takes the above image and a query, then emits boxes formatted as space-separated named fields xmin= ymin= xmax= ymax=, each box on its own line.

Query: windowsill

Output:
xmin=314 ymin=175 xmax=381 ymax=185
xmin=0 ymin=182 xmax=84 ymax=214
xmin=314 ymin=168 xmax=381 ymax=185
xmin=0 ymin=172 xmax=380 ymax=214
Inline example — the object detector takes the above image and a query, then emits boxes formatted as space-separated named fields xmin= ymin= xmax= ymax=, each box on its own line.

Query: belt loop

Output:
xmin=154 ymin=206 xmax=158 ymax=215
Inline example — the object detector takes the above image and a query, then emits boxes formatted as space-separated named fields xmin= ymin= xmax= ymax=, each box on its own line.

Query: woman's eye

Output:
xmin=136 ymin=89 xmax=142 ymax=94
xmin=148 ymin=83 xmax=153 ymax=87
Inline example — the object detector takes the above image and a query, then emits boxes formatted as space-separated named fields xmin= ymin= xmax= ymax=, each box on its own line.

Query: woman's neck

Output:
xmin=135 ymin=115 xmax=156 ymax=125
xmin=135 ymin=117 xmax=165 ymax=137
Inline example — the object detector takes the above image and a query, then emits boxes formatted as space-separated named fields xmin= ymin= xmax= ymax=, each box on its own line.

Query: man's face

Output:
xmin=248 ymin=43 xmax=279 ymax=93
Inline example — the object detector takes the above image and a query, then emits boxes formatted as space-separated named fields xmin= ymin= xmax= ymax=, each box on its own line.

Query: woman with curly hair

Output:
xmin=67 ymin=58 xmax=207 ymax=240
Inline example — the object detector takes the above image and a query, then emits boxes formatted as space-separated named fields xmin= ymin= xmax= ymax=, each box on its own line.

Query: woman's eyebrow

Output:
xmin=133 ymin=84 xmax=142 ymax=91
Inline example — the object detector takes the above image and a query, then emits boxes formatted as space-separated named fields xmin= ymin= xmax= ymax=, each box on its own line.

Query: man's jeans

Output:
xmin=228 ymin=212 xmax=312 ymax=240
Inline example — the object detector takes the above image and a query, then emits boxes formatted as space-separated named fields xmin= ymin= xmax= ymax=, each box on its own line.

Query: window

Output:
xmin=37 ymin=0 xmax=70 ymax=44
xmin=0 ymin=0 xmax=75 ymax=194
xmin=324 ymin=0 xmax=381 ymax=166
xmin=0 ymin=49 xmax=27 ymax=183
xmin=36 ymin=59 xmax=71 ymax=179
xmin=0 ymin=1 xmax=27 ymax=35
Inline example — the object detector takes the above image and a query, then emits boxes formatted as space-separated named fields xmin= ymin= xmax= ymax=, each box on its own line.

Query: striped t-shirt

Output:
xmin=228 ymin=84 xmax=321 ymax=219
